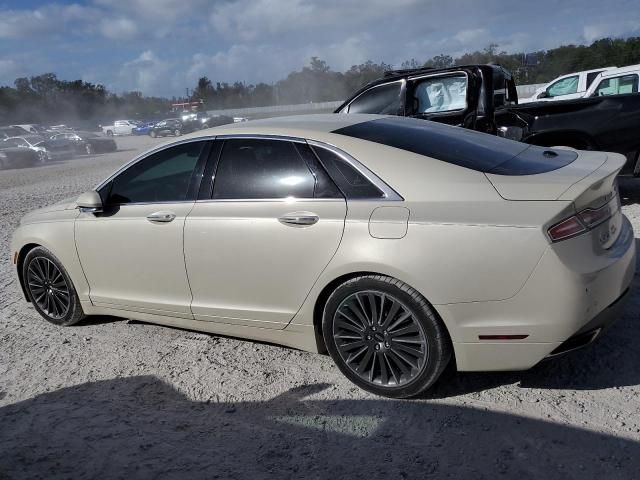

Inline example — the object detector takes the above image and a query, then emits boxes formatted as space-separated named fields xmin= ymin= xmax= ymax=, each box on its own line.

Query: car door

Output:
xmin=184 ymin=137 xmax=347 ymax=329
xmin=75 ymin=139 xmax=211 ymax=318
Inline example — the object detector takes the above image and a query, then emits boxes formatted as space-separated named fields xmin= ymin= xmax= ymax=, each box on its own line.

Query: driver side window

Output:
xmin=413 ymin=75 xmax=468 ymax=113
xmin=547 ymin=76 xmax=579 ymax=97
xmin=106 ymin=141 xmax=206 ymax=205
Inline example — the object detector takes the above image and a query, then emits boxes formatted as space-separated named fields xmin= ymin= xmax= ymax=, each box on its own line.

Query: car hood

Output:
xmin=20 ymin=196 xmax=79 ymax=224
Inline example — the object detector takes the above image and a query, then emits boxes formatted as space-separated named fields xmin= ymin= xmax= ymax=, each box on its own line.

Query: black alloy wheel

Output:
xmin=323 ymin=275 xmax=452 ymax=398
xmin=23 ymin=247 xmax=85 ymax=326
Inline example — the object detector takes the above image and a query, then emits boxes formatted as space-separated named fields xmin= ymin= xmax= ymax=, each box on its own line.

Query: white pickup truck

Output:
xmin=519 ymin=67 xmax=616 ymax=103
xmin=101 ymin=120 xmax=137 ymax=136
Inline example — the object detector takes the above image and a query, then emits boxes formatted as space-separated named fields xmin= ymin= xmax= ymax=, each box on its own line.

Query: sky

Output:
xmin=0 ymin=0 xmax=639 ymax=97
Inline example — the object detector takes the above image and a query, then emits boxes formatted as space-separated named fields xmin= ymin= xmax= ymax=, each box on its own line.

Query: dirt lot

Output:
xmin=0 ymin=135 xmax=639 ymax=479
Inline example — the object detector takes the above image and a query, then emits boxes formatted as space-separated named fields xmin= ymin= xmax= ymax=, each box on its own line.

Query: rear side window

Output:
xmin=213 ymin=139 xmax=315 ymax=199
xmin=347 ymin=82 xmax=403 ymax=115
xmin=310 ymin=145 xmax=384 ymax=199
xmin=333 ymin=117 xmax=577 ymax=176
xmin=594 ymin=74 xmax=639 ymax=96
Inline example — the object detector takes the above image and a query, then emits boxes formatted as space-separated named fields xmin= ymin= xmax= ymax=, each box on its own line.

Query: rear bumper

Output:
xmin=545 ymin=285 xmax=630 ymax=358
xmin=443 ymin=215 xmax=636 ymax=372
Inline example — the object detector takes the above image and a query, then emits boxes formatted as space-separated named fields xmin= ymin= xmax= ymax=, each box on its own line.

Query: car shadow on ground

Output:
xmin=0 ymin=377 xmax=637 ymax=479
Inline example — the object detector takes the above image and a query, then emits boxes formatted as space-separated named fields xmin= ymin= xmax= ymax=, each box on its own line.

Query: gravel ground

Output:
xmin=0 ymin=135 xmax=639 ymax=479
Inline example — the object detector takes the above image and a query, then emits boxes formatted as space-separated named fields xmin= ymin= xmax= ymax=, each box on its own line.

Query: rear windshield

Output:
xmin=332 ymin=117 xmax=577 ymax=175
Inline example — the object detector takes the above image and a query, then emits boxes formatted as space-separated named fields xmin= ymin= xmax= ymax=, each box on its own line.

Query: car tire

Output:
xmin=322 ymin=275 xmax=452 ymax=398
xmin=106 ymin=130 xmax=113 ymax=136
xmin=85 ymin=144 xmax=93 ymax=155
xmin=37 ymin=151 xmax=47 ymax=164
xmin=174 ymin=129 xmax=181 ymax=136
xmin=22 ymin=247 xmax=86 ymax=327
xmin=201 ymin=124 xmax=209 ymax=130
xmin=150 ymin=131 xmax=157 ymax=138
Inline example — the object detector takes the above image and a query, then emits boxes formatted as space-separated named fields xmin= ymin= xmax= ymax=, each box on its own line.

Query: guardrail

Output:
xmin=206 ymin=84 xmax=546 ymax=118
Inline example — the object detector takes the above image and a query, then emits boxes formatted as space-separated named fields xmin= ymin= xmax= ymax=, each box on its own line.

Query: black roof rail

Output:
xmin=383 ymin=67 xmax=434 ymax=77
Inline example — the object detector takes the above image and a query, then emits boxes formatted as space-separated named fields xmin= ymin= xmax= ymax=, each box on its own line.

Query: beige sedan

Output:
xmin=11 ymin=114 xmax=636 ymax=398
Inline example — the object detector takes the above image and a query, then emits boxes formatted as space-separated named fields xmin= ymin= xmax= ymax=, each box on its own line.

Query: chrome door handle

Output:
xmin=146 ymin=211 xmax=176 ymax=223
xmin=278 ymin=212 xmax=319 ymax=227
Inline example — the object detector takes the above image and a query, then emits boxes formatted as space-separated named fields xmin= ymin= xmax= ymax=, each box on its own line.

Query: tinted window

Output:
xmin=213 ymin=139 xmax=315 ymax=199
xmin=310 ymin=145 xmax=384 ymax=199
xmin=594 ymin=74 xmax=639 ymax=96
xmin=347 ymin=82 xmax=403 ymax=115
xmin=586 ymin=70 xmax=604 ymax=88
xmin=108 ymin=141 xmax=205 ymax=204
xmin=293 ymin=143 xmax=343 ymax=199
xmin=333 ymin=117 xmax=577 ymax=176
xmin=413 ymin=75 xmax=467 ymax=113
xmin=547 ymin=76 xmax=579 ymax=97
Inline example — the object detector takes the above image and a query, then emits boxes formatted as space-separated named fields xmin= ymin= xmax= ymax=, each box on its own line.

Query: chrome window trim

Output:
xmin=94 ymin=136 xmax=216 ymax=191
xmin=94 ymin=133 xmax=402 ymax=204
xmin=341 ymin=79 xmax=406 ymax=114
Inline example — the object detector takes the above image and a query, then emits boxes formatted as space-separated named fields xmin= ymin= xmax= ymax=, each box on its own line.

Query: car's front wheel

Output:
xmin=323 ymin=275 xmax=451 ymax=398
xmin=22 ymin=247 xmax=85 ymax=326
xmin=174 ymin=129 xmax=181 ymax=136
xmin=150 ymin=131 xmax=157 ymax=138
xmin=85 ymin=143 xmax=93 ymax=155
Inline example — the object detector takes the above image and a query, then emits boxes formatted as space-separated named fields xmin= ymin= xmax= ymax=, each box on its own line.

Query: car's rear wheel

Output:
xmin=85 ymin=143 xmax=93 ymax=155
xmin=174 ymin=129 xmax=181 ymax=136
xmin=150 ymin=131 xmax=157 ymax=138
xmin=323 ymin=275 xmax=451 ymax=398
xmin=22 ymin=247 xmax=85 ymax=326
xmin=106 ymin=130 xmax=113 ymax=136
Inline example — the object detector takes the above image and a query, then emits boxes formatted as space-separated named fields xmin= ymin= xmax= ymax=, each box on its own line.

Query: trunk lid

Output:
xmin=485 ymin=149 xmax=624 ymax=208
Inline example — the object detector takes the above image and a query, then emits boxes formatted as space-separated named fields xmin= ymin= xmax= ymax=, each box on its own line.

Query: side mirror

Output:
xmin=538 ymin=91 xmax=549 ymax=99
xmin=76 ymin=190 xmax=103 ymax=213
xmin=497 ymin=126 xmax=524 ymax=142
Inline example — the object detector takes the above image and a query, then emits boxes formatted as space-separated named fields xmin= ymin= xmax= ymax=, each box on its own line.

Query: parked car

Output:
xmin=11 ymin=114 xmax=635 ymax=398
xmin=101 ymin=120 xmax=137 ymax=136
xmin=2 ymin=136 xmax=50 ymax=162
xmin=148 ymin=118 xmax=184 ymax=137
xmin=49 ymin=131 xmax=117 ymax=155
xmin=0 ymin=142 xmax=41 ymax=168
xmin=336 ymin=64 xmax=640 ymax=175
xmin=519 ymin=67 xmax=616 ymax=103
xmin=0 ymin=126 xmax=28 ymax=139
xmin=11 ymin=124 xmax=49 ymax=135
xmin=132 ymin=122 xmax=156 ymax=135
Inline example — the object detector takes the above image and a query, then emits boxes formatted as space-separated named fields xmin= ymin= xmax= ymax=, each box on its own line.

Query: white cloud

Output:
xmin=117 ymin=51 xmax=174 ymax=94
xmin=583 ymin=21 xmax=640 ymax=43
xmin=99 ymin=17 xmax=139 ymax=40
xmin=0 ymin=4 xmax=94 ymax=39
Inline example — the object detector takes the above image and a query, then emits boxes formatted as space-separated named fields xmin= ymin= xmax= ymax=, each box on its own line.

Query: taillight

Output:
xmin=548 ymin=195 xmax=619 ymax=242
xmin=578 ymin=198 xmax=618 ymax=229
xmin=548 ymin=216 xmax=586 ymax=241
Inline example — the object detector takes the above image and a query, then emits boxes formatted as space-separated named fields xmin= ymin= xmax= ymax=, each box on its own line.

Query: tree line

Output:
xmin=1 ymin=36 xmax=639 ymax=126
